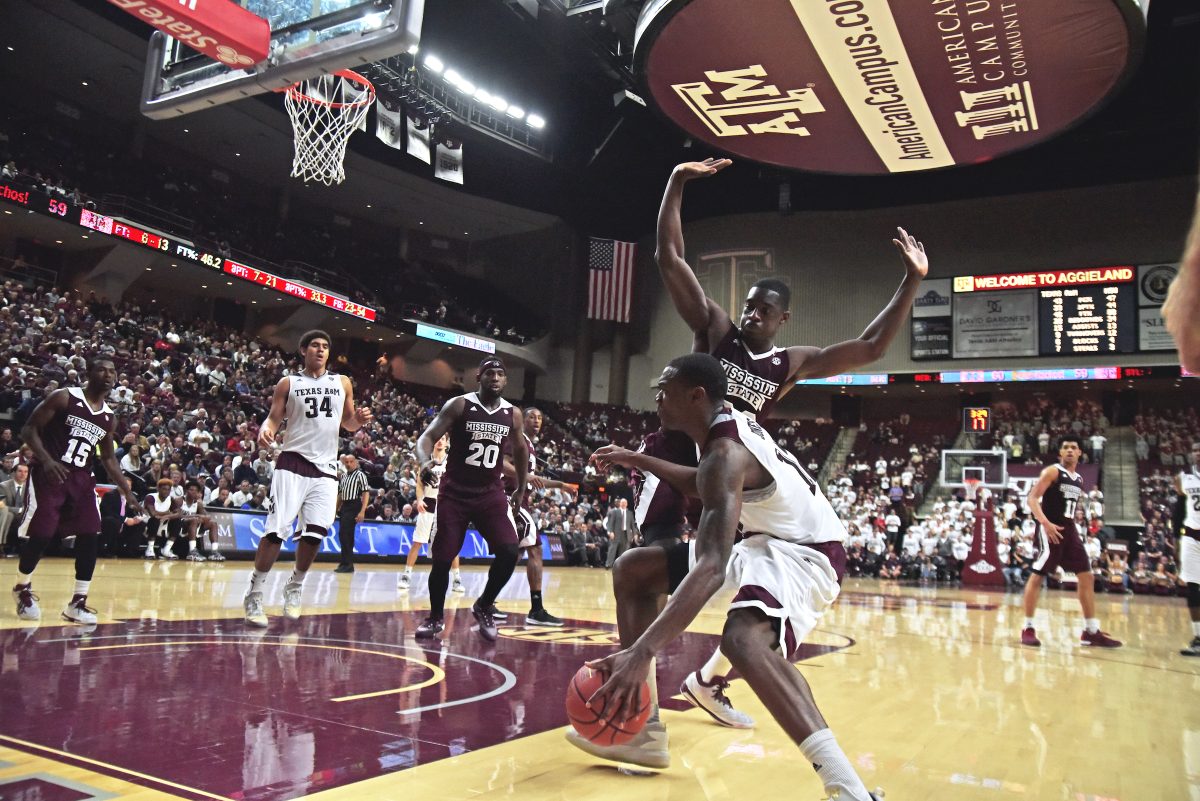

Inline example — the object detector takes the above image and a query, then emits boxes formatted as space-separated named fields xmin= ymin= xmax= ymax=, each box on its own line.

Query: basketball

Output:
xmin=565 ymin=665 xmax=651 ymax=746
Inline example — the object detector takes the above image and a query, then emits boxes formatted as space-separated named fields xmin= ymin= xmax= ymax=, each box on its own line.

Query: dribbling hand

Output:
xmin=674 ymin=157 xmax=732 ymax=181
xmin=585 ymin=646 xmax=652 ymax=724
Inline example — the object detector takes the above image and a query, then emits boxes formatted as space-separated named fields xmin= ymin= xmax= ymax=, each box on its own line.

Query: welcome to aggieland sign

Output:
xmin=633 ymin=0 xmax=1147 ymax=174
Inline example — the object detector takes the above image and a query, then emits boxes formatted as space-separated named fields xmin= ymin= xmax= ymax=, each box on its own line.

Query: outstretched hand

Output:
xmin=673 ymin=158 xmax=732 ymax=181
xmin=591 ymin=444 xmax=640 ymax=472
xmin=892 ymin=227 xmax=928 ymax=279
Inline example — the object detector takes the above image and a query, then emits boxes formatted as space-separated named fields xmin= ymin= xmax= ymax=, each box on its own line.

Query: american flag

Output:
xmin=587 ymin=237 xmax=636 ymax=323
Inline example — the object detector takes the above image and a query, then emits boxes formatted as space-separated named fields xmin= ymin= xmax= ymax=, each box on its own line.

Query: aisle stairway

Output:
xmin=1101 ymin=426 xmax=1141 ymax=527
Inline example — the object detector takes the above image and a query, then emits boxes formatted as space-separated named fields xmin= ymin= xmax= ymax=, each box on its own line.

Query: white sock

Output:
xmin=404 ymin=565 xmax=413 ymax=575
xmin=288 ymin=569 xmax=307 ymax=586
xmin=699 ymin=647 xmax=733 ymax=683
xmin=1024 ymin=617 xmax=1036 ymax=629
xmin=17 ymin=570 xmax=33 ymax=585
xmin=799 ymin=728 xmax=872 ymax=801
xmin=209 ymin=537 xmax=219 ymax=553
xmin=1191 ymin=621 xmax=1200 ymax=638
xmin=73 ymin=580 xmax=90 ymax=597
xmin=188 ymin=539 xmax=197 ymax=552
xmin=145 ymin=543 xmax=155 ymax=555
xmin=1085 ymin=618 xmax=1100 ymax=634
xmin=249 ymin=570 xmax=268 ymax=594
xmin=646 ymin=657 xmax=660 ymax=719
xmin=453 ymin=568 xmax=462 ymax=581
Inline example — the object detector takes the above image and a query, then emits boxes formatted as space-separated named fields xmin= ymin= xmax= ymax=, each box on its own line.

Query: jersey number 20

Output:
xmin=465 ymin=442 xmax=500 ymax=469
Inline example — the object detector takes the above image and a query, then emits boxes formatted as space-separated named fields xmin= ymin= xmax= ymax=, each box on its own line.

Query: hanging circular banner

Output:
xmin=633 ymin=0 xmax=1147 ymax=174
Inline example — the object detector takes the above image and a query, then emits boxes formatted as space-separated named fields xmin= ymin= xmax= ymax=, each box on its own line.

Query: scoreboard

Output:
xmin=912 ymin=266 xmax=1165 ymax=361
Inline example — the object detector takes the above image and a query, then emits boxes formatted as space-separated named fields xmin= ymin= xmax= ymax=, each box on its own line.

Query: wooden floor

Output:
xmin=2 ymin=556 xmax=1198 ymax=801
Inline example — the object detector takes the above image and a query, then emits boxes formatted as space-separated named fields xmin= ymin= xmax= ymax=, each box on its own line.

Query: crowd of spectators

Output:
xmin=0 ymin=113 xmax=544 ymax=344
xmin=1132 ymin=408 xmax=1197 ymax=467
xmin=984 ymin=398 xmax=1109 ymax=464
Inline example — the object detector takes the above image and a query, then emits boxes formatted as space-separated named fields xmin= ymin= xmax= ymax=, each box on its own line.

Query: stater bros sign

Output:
xmin=633 ymin=0 xmax=1147 ymax=174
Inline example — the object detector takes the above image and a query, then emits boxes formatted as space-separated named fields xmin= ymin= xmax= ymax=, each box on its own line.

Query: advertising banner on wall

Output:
xmin=911 ymin=317 xmax=952 ymax=360
xmin=952 ymin=290 xmax=1037 ymax=359
xmin=912 ymin=278 xmax=953 ymax=318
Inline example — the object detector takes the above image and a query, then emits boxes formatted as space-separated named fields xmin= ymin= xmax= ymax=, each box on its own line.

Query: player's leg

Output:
xmin=1022 ymin=527 xmax=1055 ymax=646
xmin=160 ymin=517 xmax=180 ymax=560
xmin=416 ymin=495 xmax=469 ymax=637
xmin=11 ymin=468 xmax=69 ymax=620
xmin=1183 ymin=583 xmax=1200 ymax=656
xmin=1179 ymin=533 xmax=1200 ymax=656
xmin=184 ymin=519 xmax=206 ymax=562
xmin=565 ymin=543 xmax=674 ymax=770
xmin=1069 ymin=534 xmax=1120 ymax=647
xmin=723 ymin=608 xmax=874 ymax=801
xmin=283 ymin=477 xmax=336 ymax=619
xmin=450 ymin=555 xmax=465 ymax=594
xmin=201 ymin=518 xmax=224 ymax=561
xmin=469 ymin=491 xmax=521 ymax=642
xmin=401 ymin=509 xmax=433 ymax=589
xmin=143 ymin=517 xmax=159 ymax=559
xmin=519 ymin=508 xmax=561 ymax=625
xmin=245 ymin=471 xmax=302 ymax=626
xmin=62 ymin=531 xmax=99 ymax=625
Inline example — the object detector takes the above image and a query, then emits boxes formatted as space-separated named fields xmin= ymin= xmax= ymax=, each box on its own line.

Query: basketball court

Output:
xmin=1 ymin=558 xmax=1196 ymax=801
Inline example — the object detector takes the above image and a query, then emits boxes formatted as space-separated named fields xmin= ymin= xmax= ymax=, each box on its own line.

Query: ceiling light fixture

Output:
xmin=424 ymin=54 xmax=443 ymax=73
xmin=527 ymin=114 xmax=546 ymax=129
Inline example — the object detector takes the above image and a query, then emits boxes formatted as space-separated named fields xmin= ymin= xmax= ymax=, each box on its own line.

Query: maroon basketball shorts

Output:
xmin=1032 ymin=523 xmax=1090 ymax=575
xmin=18 ymin=464 xmax=101 ymax=540
xmin=432 ymin=485 xmax=518 ymax=563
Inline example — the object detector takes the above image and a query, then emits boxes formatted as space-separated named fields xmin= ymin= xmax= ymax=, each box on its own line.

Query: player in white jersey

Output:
xmin=572 ymin=354 xmax=879 ymax=801
xmin=1177 ymin=442 xmax=1200 ymax=656
xmin=398 ymin=434 xmax=465 ymax=593
xmin=243 ymin=330 xmax=372 ymax=626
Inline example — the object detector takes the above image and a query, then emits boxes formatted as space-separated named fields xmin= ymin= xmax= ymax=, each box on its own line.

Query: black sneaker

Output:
xmin=334 ymin=564 xmax=354 ymax=574
xmin=472 ymin=602 xmax=498 ymax=642
xmin=485 ymin=604 xmax=509 ymax=621
xmin=1183 ymin=636 xmax=1200 ymax=657
xmin=526 ymin=607 xmax=564 ymax=627
xmin=415 ymin=616 xmax=444 ymax=639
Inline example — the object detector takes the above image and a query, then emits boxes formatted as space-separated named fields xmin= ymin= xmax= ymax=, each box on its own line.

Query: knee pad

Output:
xmin=1188 ymin=582 xmax=1200 ymax=610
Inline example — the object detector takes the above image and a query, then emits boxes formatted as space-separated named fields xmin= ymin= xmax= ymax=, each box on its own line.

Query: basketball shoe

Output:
xmin=415 ymin=616 xmax=444 ymax=638
xmin=526 ymin=608 xmax=564 ymax=627
xmin=207 ymin=552 xmax=226 ymax=562
xmin=451 ymin=577 xmax=466 ymax=594
xmin=681 ymin=671 xmax=755 ymax=728
xmin=1020 ymin=627 xmax=1041 ymax=647
xmin=282 ymin=581 xmax=303 ymax=620
xmin=186 ymin=551 xmax=206 ymax=562
xmin=243 ymin=591 xmax=268 ymax=627
xmin=484 ymin=604 xmax=508 ymax=621
xmin=1181 ymin=636 xmax=1200 ymax=657
xmin=397 ymin=572 xmax=411 ymax=591
xmin=62 ymin=595 xmax=97 ymax=625
xmin=472 ymin=602 xmax=499 ymax=641
xmin=13 ymin=583 xmax=40 ymax=621
xmin=1080 ymin=629 xmax=1121 ymax=648
xmin=564 ymin=718 xmax=670 ymax=770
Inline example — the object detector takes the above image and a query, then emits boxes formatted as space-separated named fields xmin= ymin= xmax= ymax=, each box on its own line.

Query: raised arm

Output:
xmin=785 ymin=227 xmax=928 ymax=382
xmin=586 ymin=438 xmax=750 ymax=720
xmin=257 ymin=378 xmax=290 ymax=448
xmin=416 ymin=397 xmax=465 ymax=464
xmin=656 ymin=159 xmax=734 ymax=347
xmin=339 ymin=375 xmax=373 ymax=432
xmin=591 ymin=444 xmax=699 ymax=498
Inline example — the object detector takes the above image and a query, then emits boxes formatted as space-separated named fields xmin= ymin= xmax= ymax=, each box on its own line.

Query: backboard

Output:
xmin=141 ymin=0 xmax=424 ymax=119
xmin=940 ymin=449 xmax=1008 ymax=490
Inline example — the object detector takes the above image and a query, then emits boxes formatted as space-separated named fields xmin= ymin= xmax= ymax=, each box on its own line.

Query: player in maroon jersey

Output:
xmin=651 ymin=157 xmax=929 ymax=726
xmin=12 ymin=358 xmax=144 ymax=624
xmin=501 ymin=406 xmax=576 ymax=627
xmin=413 ymin=358 xmax=529 ymax=641
xmin=1021 ymin=435 xmax=1121 ymax=648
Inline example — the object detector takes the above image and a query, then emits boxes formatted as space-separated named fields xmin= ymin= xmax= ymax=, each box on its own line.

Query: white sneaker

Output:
xmin=160 ymin=549 xmax=178 ymax=561
xmin=207 ymin=552 xmax=226 ymax=562
xmin=282 ymin=581 xmax=302 ymax=620
xmin=244 ymin=591 xmax=268 ymax=627
xmin=13 ymin=584 xmax=40 ymax=621
xmin=565 ymin=718 xmax=670 ymax=770
xmin=186 ymin=551 xmax=207 ymax=562
xmin=62 ymin=596 xmax=98 ymax=625
xmin=451 ymin=578 xmax=466 ymax=594
xmin=398 ymin=572 xmax=411 ymax=591
xmin=680 ymin=671 xmax=755 ymax=729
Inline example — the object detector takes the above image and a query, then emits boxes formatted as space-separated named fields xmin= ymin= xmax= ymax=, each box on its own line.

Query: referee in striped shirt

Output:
xmin=335 ymin=455 xmax=370 ymax=573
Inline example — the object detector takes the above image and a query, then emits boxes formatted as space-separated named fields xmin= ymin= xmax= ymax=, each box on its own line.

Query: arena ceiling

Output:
xmin=5 ymin=0 xmax=1199 ymax=242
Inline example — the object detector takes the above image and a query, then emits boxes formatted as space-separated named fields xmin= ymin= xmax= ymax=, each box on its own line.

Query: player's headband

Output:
xmin=477 ymin=358 xmax=505 ymax=377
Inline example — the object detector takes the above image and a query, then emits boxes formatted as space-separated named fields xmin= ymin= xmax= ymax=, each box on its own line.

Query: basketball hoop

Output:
xmin=280 ymin=70 xmax=376 ymax=185
xmin=964 ymin=478 xmax=981 ymax=503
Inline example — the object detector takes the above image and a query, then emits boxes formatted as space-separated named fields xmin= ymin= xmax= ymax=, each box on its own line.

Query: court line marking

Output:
xmin=77 ymin=640 xmax=446 ymax=702
xmin=0 ymin=734 xmax=234 ymax=801
xmin=44 ymin=631 xmax=518 ymax=715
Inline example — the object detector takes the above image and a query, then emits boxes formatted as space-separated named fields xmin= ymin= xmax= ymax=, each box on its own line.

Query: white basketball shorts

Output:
xmin=264 ymin=468 xmax=337 ymax=540
xmin=515 ymin=507 xmax=538 ymax=549
xmin=697 ymin=535 xmax=842 ymax=658
xmin=412 ymin=509 xmax=437 ymax=544
xmin=1180 ymin=532 xmax=1200 ymax=585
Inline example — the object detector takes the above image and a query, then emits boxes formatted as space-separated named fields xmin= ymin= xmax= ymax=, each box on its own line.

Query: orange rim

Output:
xmin=279 ymin=69 xmax=375 ymax=109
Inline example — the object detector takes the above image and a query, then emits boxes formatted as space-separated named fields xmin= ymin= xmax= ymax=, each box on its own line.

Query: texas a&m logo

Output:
xmin=672 ymin=65 xmax=825 ymax=138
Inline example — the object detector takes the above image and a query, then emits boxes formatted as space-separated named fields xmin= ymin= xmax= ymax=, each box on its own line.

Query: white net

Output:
xmin=283 ymin=71 xmax=375 ymax=185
